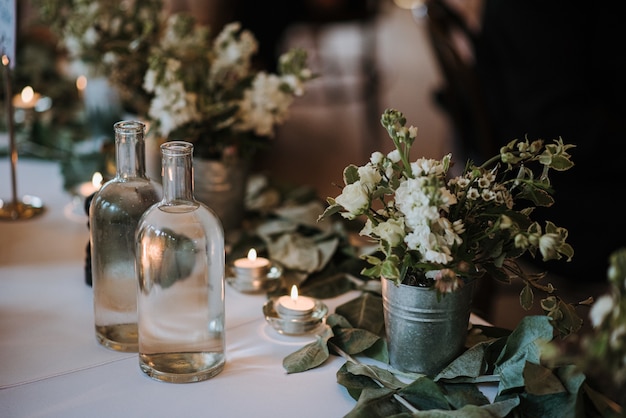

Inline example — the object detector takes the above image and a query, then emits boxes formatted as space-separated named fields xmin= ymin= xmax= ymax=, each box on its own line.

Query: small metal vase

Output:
xmin=193 ymin=158 xmax=250 ymax=233
xmin=381 ymin=278 xmax=474 ymax=376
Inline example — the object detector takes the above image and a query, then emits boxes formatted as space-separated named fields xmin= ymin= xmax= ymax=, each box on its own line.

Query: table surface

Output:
xmin=0 ymin=158 xmax=491 ymax=418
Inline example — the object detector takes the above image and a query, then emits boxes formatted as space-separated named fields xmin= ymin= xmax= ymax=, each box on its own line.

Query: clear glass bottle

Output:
xmin=90 ymin=120 xmax=162 ymax=352
xmin=136 ymin=141 xmax=225 ymax=383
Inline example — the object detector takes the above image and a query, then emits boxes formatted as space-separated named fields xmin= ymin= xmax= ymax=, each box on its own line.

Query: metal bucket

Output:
xmin=193 ymin=158 xmax=249 ymax=233
xmin=381 ymin=278 xmax=474 ymax=375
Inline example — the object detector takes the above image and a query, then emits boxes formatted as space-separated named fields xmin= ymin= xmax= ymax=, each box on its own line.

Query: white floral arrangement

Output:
xmin=320 ymin=108 xmax=589 ymax=336
xmin=34 ymin=0 xmax=313 ymax=159
xmin=143 ymin=16 xmax=313 ymax=159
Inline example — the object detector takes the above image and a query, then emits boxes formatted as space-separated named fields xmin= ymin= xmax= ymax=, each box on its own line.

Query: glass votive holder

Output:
xmin=263 ymin=296 xmax=328 ymax=336
xmin=226 ymin=250 xmax=282 ymax=293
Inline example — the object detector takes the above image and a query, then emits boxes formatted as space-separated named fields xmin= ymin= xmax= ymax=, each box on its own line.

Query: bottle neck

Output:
xmin=161 ymin=141 xmax=195 ymax=203
xmin=114 ymin=120 xmax=147 ymax=179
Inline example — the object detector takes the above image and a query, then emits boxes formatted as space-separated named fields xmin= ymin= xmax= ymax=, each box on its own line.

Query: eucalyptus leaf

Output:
xmin=267 ymin=234 xmax=320 ymax=272
xmin=495 ymin=316 xmax=554 ymax=393
xmin=335 ymin=292 xmax=385 ymax=335
xmin=439 ymin=382 xmax=490 ymax=409
xmin=363 ymin=337 xmax=389 ymax=364
xmin=332 ymin=327 xmax=382 ymax=355
xmin=434 ymin=341 xmax=491 ymax=381
xmin=523 ymin=361 xmax=565 ymax=395
xmin=398 ymin=376 xmax=450 ymax=411
xmin=300 ymin=273 xmax=355 ymax=299
xmin=316 ymin=238 xmax=340 ymax=271
xmin=344 ymin=387 xmax=405 ymax=418
xmin=327 ymin=313 xmax=354 ymax=329
xmin=337 ymin=362 xmax=384 ymax=401
xmin=345 ymin=361 xmax=407 ymax=390
xmin=282 ymin=327 xmax=333 ymax=373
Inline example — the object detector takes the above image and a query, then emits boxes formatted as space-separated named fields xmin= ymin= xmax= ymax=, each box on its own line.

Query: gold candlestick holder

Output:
xmin=1 ymin=55 xmax=45 ymax=220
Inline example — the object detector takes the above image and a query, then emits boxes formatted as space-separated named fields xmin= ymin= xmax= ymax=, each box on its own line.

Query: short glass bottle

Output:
xmin=136 ymin=141 xmax=226 ymax=383
xmin=89 ymin=120 xmax=162 ymax=352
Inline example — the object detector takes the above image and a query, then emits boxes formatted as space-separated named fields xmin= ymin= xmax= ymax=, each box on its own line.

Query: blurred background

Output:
xmin=3 ymin=0 xmax=617 ymax=330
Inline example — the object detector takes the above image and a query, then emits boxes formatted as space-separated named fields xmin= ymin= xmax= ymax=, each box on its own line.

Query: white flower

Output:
xmin=358 ymin=164 xmax=382 ymax=189
xmin=590 ymin=295 xmax=614 ymax=328
xmin=365 ymin=218 xmax=405 ymax=247
xmin=370 ymin=152 xmax=384 ymax=165
xmin=387 ymin=149 xmax=401 ymax=163
xmin=335 ymin=182 xmax=370 ymax=220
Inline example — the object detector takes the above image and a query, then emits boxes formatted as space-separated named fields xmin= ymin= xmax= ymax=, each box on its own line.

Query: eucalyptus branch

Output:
xmin=328 ymin=342 xmax=419 ymax=414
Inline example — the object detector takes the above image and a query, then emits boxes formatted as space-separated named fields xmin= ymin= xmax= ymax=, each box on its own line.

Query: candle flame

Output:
xmin=21 ymin=86 xmax=34 ymax=103
xmin=76 ymin=75 xmax=87 ymax=92
xmin=290 ymin=285 xmax=299 ymax=302
xmin=92 ymin=172 xmax=103 ymax=190
xmin=247 ymin=248 xmax=257 ymax=261
xmin=1 ymin=55 xmax=9 ymax=67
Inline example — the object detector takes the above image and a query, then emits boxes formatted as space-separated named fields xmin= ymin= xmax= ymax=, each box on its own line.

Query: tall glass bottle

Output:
xmin=136 ymin=141 xmax=225 ymax=383
xmin=90 ymin=120 xmax=162 ymax=352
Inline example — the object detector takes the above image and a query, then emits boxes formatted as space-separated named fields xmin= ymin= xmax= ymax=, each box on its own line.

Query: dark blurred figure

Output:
xmin=228 ymin=0 xmax=379 ymax=71
xmin=429 ymin=0 xmax=626 ymax=283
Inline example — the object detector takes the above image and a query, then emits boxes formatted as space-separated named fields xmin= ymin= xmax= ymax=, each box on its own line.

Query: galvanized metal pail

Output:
xmin=193 ymin=158 xmax=249 ymax=233
xmin=381 ymin=278 xmax=474 ymax=376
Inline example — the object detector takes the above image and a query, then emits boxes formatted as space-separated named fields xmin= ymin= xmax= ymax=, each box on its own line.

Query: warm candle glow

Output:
xmin=290 ymin=284 xmax=299 ymax=301
xmin=13 ymin=86 xmax=41 ymax=109
xmin=247 ymin=248 xmax=258 ymax=261
xmin=1 ymin=55 xmax=9 ymax=67
xmin=21 ymin=86 xmax=34 ymax=103
xmin=92 ymin=172 xmax=103 ymax=190
xmin=76 ymin=75 xmax=87 ymax=92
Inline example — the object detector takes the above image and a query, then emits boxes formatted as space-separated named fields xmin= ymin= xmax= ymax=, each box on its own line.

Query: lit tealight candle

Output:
xmin=276 ymin=285 xmax=315 ymax=318
xmin=13 ymin=86 xmax=41 ymax=109
xmin=233 ymin=248 xmax=270 ymax=280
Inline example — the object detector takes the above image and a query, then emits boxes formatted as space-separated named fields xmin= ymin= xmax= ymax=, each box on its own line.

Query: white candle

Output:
xmin=13 ymin=86 xmax=40 ymax=109
xmin=276 ymin=285 xmax=315 ymax=318
xmin=234 ymin=248 xmax=270 ymax=269
xmin=233 ymin=248 xmax=270 ymax=280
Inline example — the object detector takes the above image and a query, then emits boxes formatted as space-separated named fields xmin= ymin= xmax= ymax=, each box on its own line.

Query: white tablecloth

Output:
xmin=0 ymin=159 xmax=364 ymax=417
xmin=0 ymin=158 xmax=493 ymax=418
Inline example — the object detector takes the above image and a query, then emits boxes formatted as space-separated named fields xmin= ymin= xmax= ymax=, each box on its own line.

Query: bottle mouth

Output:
xmin=114 ymin=120 xmax=146 ymax=134
xmin=161 ymin=141 xmax=194 ymax=156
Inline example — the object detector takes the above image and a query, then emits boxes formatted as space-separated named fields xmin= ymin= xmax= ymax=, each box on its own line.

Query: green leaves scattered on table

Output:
xmin=283 ymin=307 xmax=621 ymax=417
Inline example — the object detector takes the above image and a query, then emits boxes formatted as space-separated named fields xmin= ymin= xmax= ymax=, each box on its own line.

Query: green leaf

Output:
xmin=300 ymin=273 xmax=355 ymax=299
xmin=517 ymin=365 xmax=584 ymax=418
xmin=435 ymin=342 xmax=490 ymax=381
xmin=327 ymin=312 xmax=353 ymax=329
xmin=282 ymin=327 xmax=333 ymax=373
xmin=344 ymin=387 xmax=405 ymax=418
xmin=345 ymin=361 xmax=407 ymax=390
xmin=335 ymin=292 xmax=385 ymax=335
xmin=363 ymin=337 xmax=389 ymax=364
xmin=523 ymin=361 xmax=565 ymax=395
xmin=398 ymin=376 xmax=450 ymax=411
xmin=439 ymin=382 xmax=490 ymax=409
xmin=344 ymin=165 xmax=360 ymax=185
xmin=494 ymin=316 xmax=554 ymax=393
xmin=520 ymin=284 xmax=534 ymax=310
xmin=336 ymin=362 xmax=383 ymax=402
xmin=332 ymin=327 xmax=382 ymax=355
